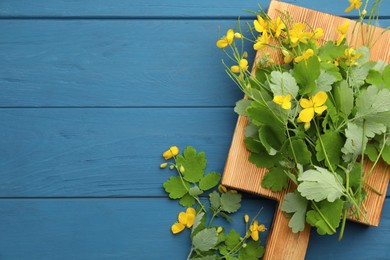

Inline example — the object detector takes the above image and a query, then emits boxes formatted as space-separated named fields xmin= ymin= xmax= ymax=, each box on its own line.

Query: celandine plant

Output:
xmin=217 ymin=0 xmax=390 ymax=239
xmin=160 ymin=146 xmax=266 ymax=259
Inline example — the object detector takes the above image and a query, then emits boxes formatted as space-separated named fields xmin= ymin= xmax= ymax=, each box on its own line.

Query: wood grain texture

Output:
xmin=0 ymin=198 xmax=389 ymax=260
xmin=1 ymin=0 xmax=389 ymax=18
xmin=0 ymin=20 xmax=247 ymax=107
xmin=222 ymin=1 xmax=390 ymax=259
xmin=0 ymin=108 xmax=238 ymax=197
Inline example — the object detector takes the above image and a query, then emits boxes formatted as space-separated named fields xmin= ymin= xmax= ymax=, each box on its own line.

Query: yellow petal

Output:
xmin=298 ymin=108 xmax=315 ymax=123
xmin=312 ymin=91 xmax=328 ymax=106
xmin=336 ymin=35 xmax=345 ymax=46
xmin=186 ymin=207 xmax=196 ymax=216
xmin=299 ymin=98 xmax=313 ymax=109
xmin=251 ymin=230 xmax=259 ymax=241
xmin=230 ymin=65 xmax=240 ymax=73
xmin=273 ymin=95 xmax=284 ymax=105
xmin=216 ymin=38 xmax=228 ymax=49
xmin=186 ymin=214 xmax=196 ymax=228
xmin=239 ymin=59 xmax=248 ymax=70
xmin=344 ymin=5 xmax=354 ymax=12
xmin=258 ymin=224 xmax=267 ymax=232
xmin=178 ymin=212 xmax=187 ymax=225
xmin=282 ymin=100 xmax=292 ymax=110
xmin=226 ymin=29 xmax=235 ymax=44
xmin=314 ymin=105 xmax=327 ymax=115
xmin=171 ymin=223 xmax=185 ymax=234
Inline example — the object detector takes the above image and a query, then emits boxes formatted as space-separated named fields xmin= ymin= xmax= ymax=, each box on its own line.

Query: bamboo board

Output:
xmin=221 ymin=1 xmax=390 ymax=259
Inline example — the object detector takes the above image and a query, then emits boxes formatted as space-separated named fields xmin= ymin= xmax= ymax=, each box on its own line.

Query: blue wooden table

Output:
xmin=0 ymin=1 xmax=389 ymax=259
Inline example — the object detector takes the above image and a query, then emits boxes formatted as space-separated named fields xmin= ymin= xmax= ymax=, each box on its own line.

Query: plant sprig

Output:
xmin=160 ymin=146 xmax=267 ymax=259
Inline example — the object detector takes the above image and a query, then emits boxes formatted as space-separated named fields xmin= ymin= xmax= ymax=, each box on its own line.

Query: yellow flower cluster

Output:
xmin=171 ymin=207 xmax=196 ymax=234
xmin=345 ymin=0 xmax=363 ymax=12
xmin=162 ymin=146 xmax=179 ymax=160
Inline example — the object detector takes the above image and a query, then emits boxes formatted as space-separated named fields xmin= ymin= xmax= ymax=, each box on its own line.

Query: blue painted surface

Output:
xmin=0 ymin=0 xmax=389 ymax=259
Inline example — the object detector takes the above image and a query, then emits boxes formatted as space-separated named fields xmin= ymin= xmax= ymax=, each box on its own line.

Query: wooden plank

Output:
xmin=1 ymin=107 xmax=389 ymax=199
xmin=0 ymin=198 xmax=388 ymax=259
xmin=0 ymin=20 xmax=247 ymax=107
xmin=0 ymin=108 xmax=238 ymax=197
xmin=1 ymin=0 xmax=389 ymax=18
xmin=1 ymin=19 xmax=389 ymax=107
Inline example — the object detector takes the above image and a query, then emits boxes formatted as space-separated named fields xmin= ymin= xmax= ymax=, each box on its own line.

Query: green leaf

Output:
xmin=224 ymin=229 xmax=241 ymax=251
xmin=289 ymin=139 xmax=312 ymax=165
xmin=341 ymin=123 xmax=368 ymax=162
xmin=348 ymin=163 xmax=362 ymax=190
xmin=281 ymin=191 xmax=308 ymax=233
xmin=297 ymin=166 xmax=345 ymax=202
xmin=192 ymin=212 xmax=206 ymax=237
xmin=238 ymin=240 xmax=265 ymax=260
xmin=313 ymin=70 xmax=337 ymax=94
xmin=320 ymin=62 xmax=342 ymax=81
xmin=382 ymin=145 xmax=390 ymax=164
xmin=246 ymin=101 xmax=284 ymax=128
xmin=244 ymin=136 xmax=263 ymax=154
xmin=315 ymin=132 xmax=344 ymax=170
xmin=192 ymin=256 xmax=216 ymax=260
xmin=220 ymin=191 xmax=242 ymax=213
xmin=356 ymin=85 xmax=390 ymax=118
xmin=234 ymin=99 xmax=252 ymax=116
xmin=245 ymin=122 xmax=259 ymax=137
xmin=259 ymin=125 xmax=286 ymax=155
xmin=179 ymin=193 xmax=195 ymax=207
xmin=334 ymin=80 xmax=353 ymax=117
xmin=199 ymin=172 xmax=221 ymax=191
xmin=209 ymin=191 xmax=221 ymax=209
xmin=306 ymin=199 xmax=343 ymax=235
xmin=365 ymin=143 xmax=379 ymax=162
xmin=348 ymin=61 xmax=375 ymax=88
xmin=318 ymin=41 xmax=346 ymax=62
xmin=261 ymin=166 xmax=289 ymax=192
xmin=189 ymin=186 xmax=203 ymax=197
xmin=366 ymin=70 xmax=384 ymax=86
xmin=163 ymin=176 xmax=190 ymax=199
xmin=192 ymin=228 xmax=219 ymax=252
xmin=176 ymin=146 xmax=207 ymax=183
xmin=294 ymin=56 xmax=321 ymax=95
xmin=269 ymin=71 xmax=299 ymax=98
xmin=383 ymin=65 xmax=390 ymax=90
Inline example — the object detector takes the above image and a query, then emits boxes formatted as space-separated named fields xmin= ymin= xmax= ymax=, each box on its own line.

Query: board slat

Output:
xmin=1 ymin=0 xmax=389 ymax=18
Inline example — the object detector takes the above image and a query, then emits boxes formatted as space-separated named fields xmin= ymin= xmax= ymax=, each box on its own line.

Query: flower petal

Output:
xmin=298 ymin=108 xmax=315 ymax=123
xmin=299 ymin=98 xmax=313 ymax=109
xmin=186 ymin=207 xmax=196 ymax=216
xmin=273 ymin=95 xmax=284 ymax=105
xmin=314 ymin=105 xmax=327 ymax=115
xmin=312 ymin=91 xmax=328 ymax=106
xmin=251 ymin=230 xmax=259 ymax=241
xmin=216 ymin=38 xmax=228 ymax=49
xmin=171 ymin=223 xmax=185 ymax=234
xmin=178 ymin=212 xmax=187 ymax=225
xmin=282 ymin=100 xmax=292 ymax=110
xmin=186 ymin=214 xmax=196 ymax=228
xmin=230 ymin=65 xmax=240 ymax=73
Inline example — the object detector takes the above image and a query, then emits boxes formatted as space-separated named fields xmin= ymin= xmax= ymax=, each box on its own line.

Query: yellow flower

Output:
xmin=270 ymin=17 xmax=285 ymax=37
xmin=294 ymin=49 xmax=314 ymax=63
xmin=336 ymin=22 xmax=349 ymax=46
xmin=171 ymin=208 xmax=196 ymax=234
xmin=253 ymin=32 xmax=270 ymax=50
xmin=254 ymin=15 xmax=269 ymax=33
xmin=216 ymin=29 xmax=235 ymax=49
xmin=288 ymin=23 xmax=308 ymax=47
xmin=345 ymin=0 xmax=363 ymax=12
xmin=248 ymin=220 xmax=267 ymax=241
xmin=343 ymin=48 xmax=362 ymax=66
xmin=163 ymin=146 xmax=179 ymax=160
xmin=282 ymin=50 xmax=294 ymax=64
xmin=273 ymin=94 xmax=292 ymax=110
xmin=298 ymin=91 xmax=328 ymax=130
xmin=230 ymin=59 xmax=249 ymax=74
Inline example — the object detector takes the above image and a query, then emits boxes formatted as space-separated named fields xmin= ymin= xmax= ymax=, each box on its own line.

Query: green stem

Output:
xmin=364 ymin=134 xmax=388 ymax=181
xmin=362 ymin=181 xmax=383 ymax=196
xmin=186 ymin=247 xmax=194 ymax=260
xmin=339 ymin=210 xmax=348 ymax=241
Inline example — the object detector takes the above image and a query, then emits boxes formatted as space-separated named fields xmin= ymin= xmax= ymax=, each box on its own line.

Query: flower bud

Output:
xmin=180 ymin=165 xmax=185 ymax=173
xmin=162 ymin=146 xmax=179 ymax=160
xmin=242 ymin=243 xmax=247 ymax=248
xmin=217 ymin=227 xmax=223 ymax=233
xmin=218 ymin=185 xmax=227 ymax=193
xmin=160 ymin=163 xmax=168 ymax=169
xmin=244 ymin=214 xmax=249 ymax=223
xmin=361 ymin=9 xmax=367 ymax=16
xmin=169 ymin=165 xmax=175 ymax=170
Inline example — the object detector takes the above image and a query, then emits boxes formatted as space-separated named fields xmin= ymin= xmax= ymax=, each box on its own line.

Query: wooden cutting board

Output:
xmin=221 ymin=1 xmax=390 ymax=259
